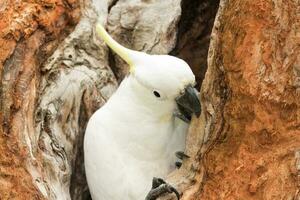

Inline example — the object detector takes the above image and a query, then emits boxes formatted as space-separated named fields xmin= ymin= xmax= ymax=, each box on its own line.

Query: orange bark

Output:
xmin=200 ymin=0 xmax=300 ymax=199
xmin=0 ymin=1 xmax=79 ymax=199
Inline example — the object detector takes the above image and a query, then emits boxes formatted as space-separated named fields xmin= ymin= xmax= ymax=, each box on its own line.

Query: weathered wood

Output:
xmin=0 ymin=0 xmax=117 ymax=199
xmin=0 ymin=0 xmax=80 ymax=199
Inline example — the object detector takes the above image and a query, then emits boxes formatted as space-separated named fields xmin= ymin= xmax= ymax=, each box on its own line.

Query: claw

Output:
xmin=175 ymin=151 xmax=190 ymax=160
xmin=145 ymin=178 xmax=181 ymax=200
xmin=175 ymin=161 xmax=182 ymax=169
xmin=152 ymin=177 xmax=166 ymax=189
xmin=170 ymin=185 xmax=180 ymax=200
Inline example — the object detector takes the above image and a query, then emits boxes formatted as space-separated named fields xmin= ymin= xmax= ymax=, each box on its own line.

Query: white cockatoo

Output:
xmin=84 ymin=23 xmax=201 ymax=200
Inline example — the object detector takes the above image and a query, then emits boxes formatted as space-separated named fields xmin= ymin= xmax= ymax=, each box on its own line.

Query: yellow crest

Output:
xmin=96 ymin=23 xmax=135 ymax=73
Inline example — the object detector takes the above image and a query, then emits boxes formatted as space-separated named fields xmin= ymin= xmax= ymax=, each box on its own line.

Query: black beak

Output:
xmin=175 ymin=85 xmax=201 ymax=123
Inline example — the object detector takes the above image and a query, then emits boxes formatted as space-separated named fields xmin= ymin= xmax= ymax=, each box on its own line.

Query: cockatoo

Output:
xmin=84 ymin=23 xmax=201 ymax=200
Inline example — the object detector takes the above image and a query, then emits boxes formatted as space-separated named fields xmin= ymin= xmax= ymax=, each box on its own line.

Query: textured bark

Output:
xmin=0 ymin=1 xmax=80 ymax=199
xmin=1 ymin=0 xmax=299 ymax=199
xmin=199 ymin=0 xmax=300 ymax=198
xmin=0 ymin=0 xmax=117 ymax=199
xmin=163 ymin=0 xmax=300 ymax=199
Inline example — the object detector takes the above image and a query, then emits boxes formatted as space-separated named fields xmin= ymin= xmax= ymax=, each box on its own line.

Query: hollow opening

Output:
xmin=171 ymin=0 xmax=220 ymax=89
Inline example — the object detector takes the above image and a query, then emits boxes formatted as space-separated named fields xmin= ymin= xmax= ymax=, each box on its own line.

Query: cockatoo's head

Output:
xmin=96 ymin=24 xmax=201 ymax=122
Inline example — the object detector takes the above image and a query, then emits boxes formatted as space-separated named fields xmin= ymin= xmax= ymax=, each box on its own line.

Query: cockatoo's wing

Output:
xmin=166 ymin=118 xmax=188 ymax=167
xmin=84 ymin=110 xmax=151 ymax=200
xmin=85 ymin=119 xmax=122 ymax=199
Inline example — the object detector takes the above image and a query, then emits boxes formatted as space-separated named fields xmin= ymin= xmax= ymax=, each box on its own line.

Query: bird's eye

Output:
xmin=153 ymin=90 xmax=161 ymax=98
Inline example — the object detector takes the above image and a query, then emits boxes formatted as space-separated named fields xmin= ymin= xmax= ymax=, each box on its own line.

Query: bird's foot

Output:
xmin=145 ymin=177 xmax=180 ymax=200
xmin=175 ymin=151 xmax=190 ymax=169
xmin=175 ymin=151 xmax=190 ymax=160
xmin=175 ymin=161 xmax=182 ymax=168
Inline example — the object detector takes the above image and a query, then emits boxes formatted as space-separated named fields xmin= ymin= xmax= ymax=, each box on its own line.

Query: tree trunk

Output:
xmin=1 ymin=0 xmax=299 ymax=200
xmin=165 ymin=0 xmax=300 ymax=199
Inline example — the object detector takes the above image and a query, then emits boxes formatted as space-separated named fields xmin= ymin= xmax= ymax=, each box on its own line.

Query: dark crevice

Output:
xmin=70 ymin=92 xmax=92 ymax=200
xmin=108 ymin=0 xmax=119 ymax=13
xmin=171 ymin=0 xmax=220 ymax=89
xmin=107 ymin=0 xmax=123 ymax=83
xmin=108 ymin=48 xmax=120 ymax=82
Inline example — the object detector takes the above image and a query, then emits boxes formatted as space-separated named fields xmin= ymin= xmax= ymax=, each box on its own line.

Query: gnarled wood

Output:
xmin=0 ymin=0 xmax=117 ymax=199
